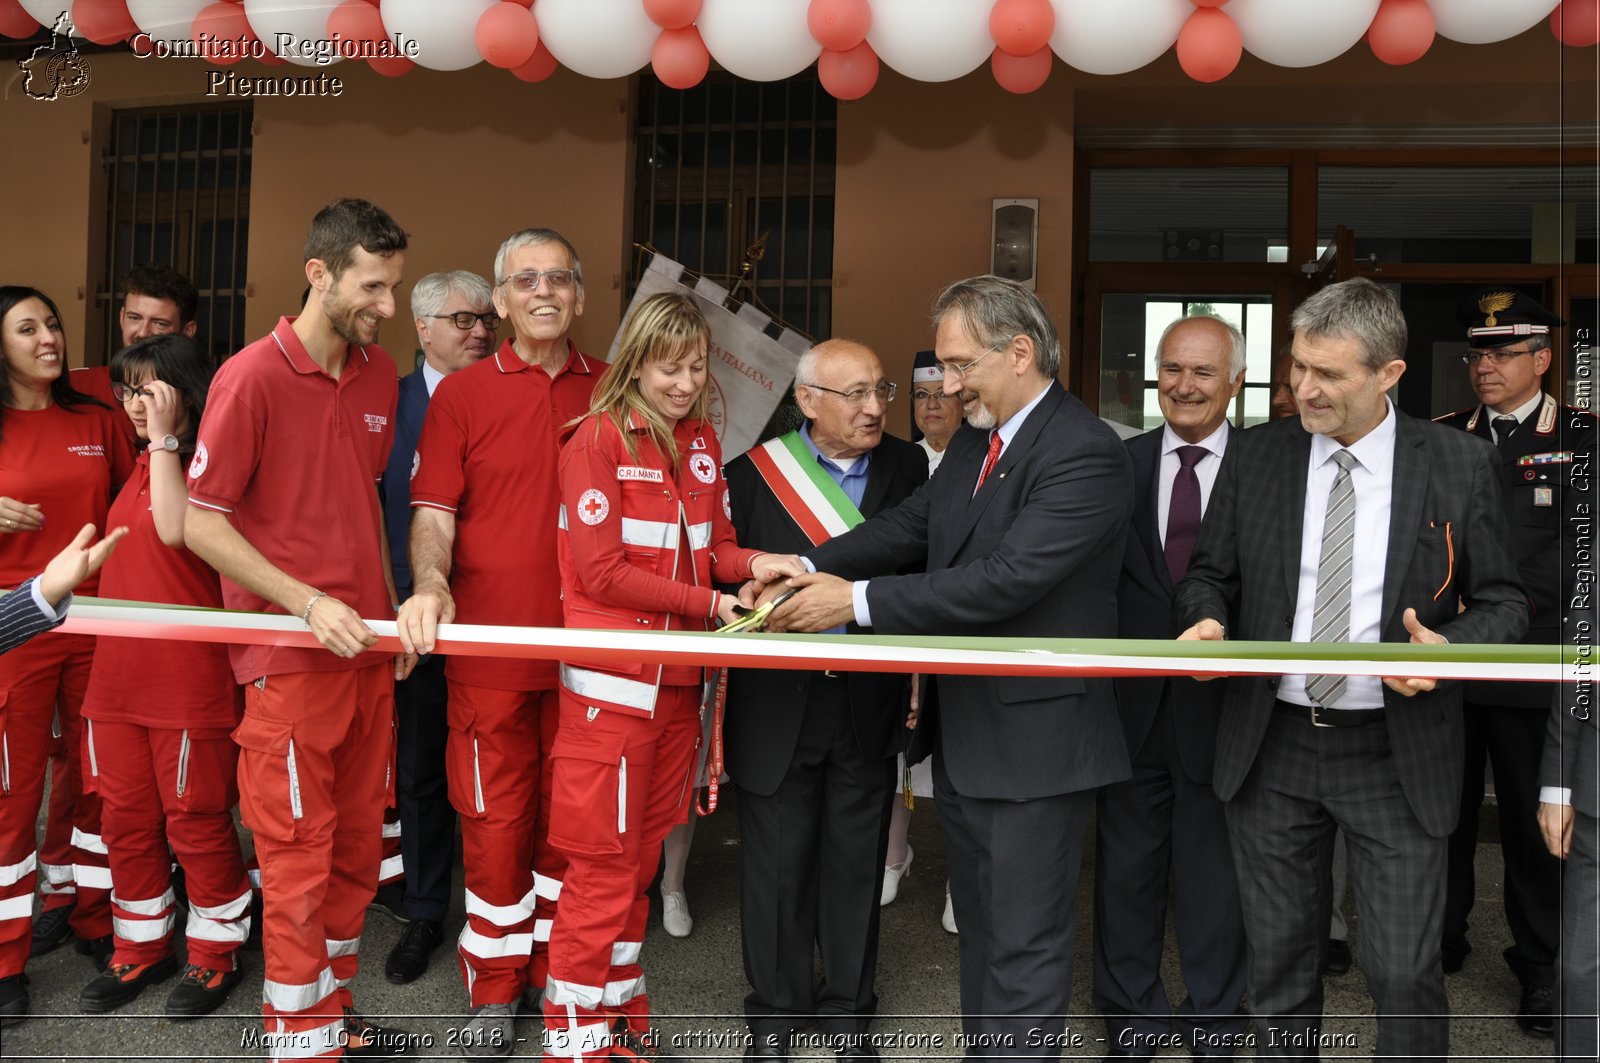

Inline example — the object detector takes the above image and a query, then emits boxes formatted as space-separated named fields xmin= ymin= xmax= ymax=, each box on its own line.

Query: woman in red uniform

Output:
xmin=0 ymin=286 xmax=135 ymax=1023
xmin=542 ymin=292 xmax=767 ymax=1061
xmin=77 ymin=333 xmax=251 ymax=1018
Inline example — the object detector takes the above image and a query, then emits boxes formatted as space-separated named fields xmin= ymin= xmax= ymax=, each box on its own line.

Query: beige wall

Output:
xmin=2 ymin=26 xmax=1587 ymax=401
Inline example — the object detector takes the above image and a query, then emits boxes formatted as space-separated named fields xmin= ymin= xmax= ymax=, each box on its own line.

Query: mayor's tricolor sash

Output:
xmin=744 ymin=431 xmax=864 ymax=547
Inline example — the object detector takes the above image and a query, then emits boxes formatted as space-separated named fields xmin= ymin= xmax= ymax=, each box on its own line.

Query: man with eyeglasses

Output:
xmin=398 ymin=230 xmax=599 ymax=1055
xmin=371 ymin=271 xmax=497 ymax=989
xmin=1435 ymin=289 xmax=1593 ymax=1038
xmin=722 ymin=339 xmax=927 ymax=1060
xmin=752 ymin=276 xmax=1134 ymax=1059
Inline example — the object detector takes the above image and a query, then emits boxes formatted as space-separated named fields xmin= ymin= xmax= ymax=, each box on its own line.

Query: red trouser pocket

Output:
xmin=231 ymin=711 xmax=300 ymax=844
xmin=546 ymin=727 xmax=628 ymax=858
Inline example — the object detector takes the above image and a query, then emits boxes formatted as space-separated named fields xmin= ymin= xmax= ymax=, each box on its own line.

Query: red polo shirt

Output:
xmin=545 ymin=339 xmax=604 ymax=429
xmin=84 ymin=452 xmax=240 ymax=728
xmin=187 ymin=317 xmax=397 ymax=682
xmin=410 ymin=342 xmax=596 ymax=690
xmin=0 ymin=400 xmax=134 ymax=594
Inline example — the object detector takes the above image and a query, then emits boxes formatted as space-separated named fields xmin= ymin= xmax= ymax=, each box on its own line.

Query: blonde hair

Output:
xmin=585 ymin=291 xmax=711 ymax=466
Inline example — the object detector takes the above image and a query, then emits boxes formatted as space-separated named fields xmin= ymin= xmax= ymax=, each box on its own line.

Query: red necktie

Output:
xmin=975 ymin=431 xmax=1003 ymax=491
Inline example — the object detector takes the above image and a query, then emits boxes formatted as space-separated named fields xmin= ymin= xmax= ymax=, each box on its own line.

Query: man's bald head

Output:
xmin=795 ymin=338 xmax=890 ymax=460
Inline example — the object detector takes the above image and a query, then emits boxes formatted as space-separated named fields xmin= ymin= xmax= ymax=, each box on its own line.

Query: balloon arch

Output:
xmin=3 ymin=0 xmax=1595 ymax=94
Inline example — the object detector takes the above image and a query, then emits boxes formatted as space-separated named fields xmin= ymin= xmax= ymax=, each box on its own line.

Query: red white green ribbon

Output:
xmin=54 ymin=596 xmax=1576 ymax=683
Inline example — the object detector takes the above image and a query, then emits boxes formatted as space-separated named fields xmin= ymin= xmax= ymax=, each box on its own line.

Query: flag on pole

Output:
xmin=609 ymin=252 xmax=807 ymax=459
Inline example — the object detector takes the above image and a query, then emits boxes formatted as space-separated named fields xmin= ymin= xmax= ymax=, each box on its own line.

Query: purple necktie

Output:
xmin=1164 ymin=445 xmax=1208 ymax=582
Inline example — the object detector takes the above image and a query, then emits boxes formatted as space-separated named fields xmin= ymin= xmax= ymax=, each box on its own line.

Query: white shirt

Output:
xmin=421 ymin=360 xmax=446 ymax=398
xmin=1279 ymin=402 xmax=1397 ymax=710
xmin=849 ymin=382 xmax=1052 ymax=627
xmin=917 ymin=437 xmax=947 ymax=474
xmin=1157 ymin=421 xmax=1229 ymax=550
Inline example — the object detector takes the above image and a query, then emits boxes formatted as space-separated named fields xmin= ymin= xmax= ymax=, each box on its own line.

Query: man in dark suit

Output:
xmin=1175 ymin=277 xmax=1528 ymax=1060
xmin=724 ymin=338 xmax=927 ymax=1061
xmin=1093 ymin=315 xmax=1247 ymax=1059
xmin=757 ymin=275 xmax=1134 ymax=1058
xmin=1539 ymin=602 xmax=1599 ymax=1063
xmin=1435 ymin=290 xmax=1592 ymax=1037
xmin=379 ymin=270 xmax=497 ymax=983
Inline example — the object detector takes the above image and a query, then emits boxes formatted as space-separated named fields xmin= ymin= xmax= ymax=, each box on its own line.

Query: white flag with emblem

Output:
xmin=608 ymin=253 xmax=806 ymax=460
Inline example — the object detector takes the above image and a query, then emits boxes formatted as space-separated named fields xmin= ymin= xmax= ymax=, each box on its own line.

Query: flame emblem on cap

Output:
xmin=1478 ymin=291 xmax=1515 ymax=328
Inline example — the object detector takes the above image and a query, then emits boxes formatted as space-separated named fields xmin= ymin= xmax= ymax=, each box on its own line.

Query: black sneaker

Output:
xmin=384 ymin=918 xmax=443 ymax=984
xmin=165 ymin=961 xmax=245 ymax=1019
xmin=80 ymin=955 xmax=179 ymax=1013
xmin=343 ymin=1007 xmax=413 ymax=1057
xmin=29 ymin=903 xmax=73 ymax=956
xmin=0 ymin=973 xmax=28 ymax=1026
xmin=76 ymin=933 xmax=114 ymax=969
xmin=1323 ymin=937 xmax=1352 ymax=976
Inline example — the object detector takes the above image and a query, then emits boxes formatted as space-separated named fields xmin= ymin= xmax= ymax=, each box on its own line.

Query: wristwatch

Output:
xmin=148 ymin=434 xmax=180 ymax=454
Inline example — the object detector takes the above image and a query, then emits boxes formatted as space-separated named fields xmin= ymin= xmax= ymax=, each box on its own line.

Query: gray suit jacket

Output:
xmin=806 ymin=382 xmax=1135 ymax=801
xmin=1174 ymin=411 xmax=1528 ymax=837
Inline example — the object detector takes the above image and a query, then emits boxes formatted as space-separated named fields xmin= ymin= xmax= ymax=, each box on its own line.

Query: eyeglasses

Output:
xmin=427 ymin=311 xmax=500 ymax=331
xmin=911 ymin=389 xmax=953 ymax=405
xmin=503 ymin=269 xmax=577 ymax=293
xmin=111 ymin=383 xmax=154 ymax=402
xmin=803 ymin=382 xmax=897 ymax=406
xmin=935 ymin=342 xmax=1006 ymax=382
xmin=1461 ymin=347 xmax=1536 ymax=367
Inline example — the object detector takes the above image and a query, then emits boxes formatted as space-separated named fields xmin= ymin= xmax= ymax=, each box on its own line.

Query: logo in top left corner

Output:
xmin=19 ymin=12 xmax=91 ymax=102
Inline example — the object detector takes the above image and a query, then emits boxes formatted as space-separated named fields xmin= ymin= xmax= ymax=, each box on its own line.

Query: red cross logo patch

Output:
xmin=577 ymin=488 xmax=610 ymax=525
xmin=689 ymin=453 xmax=717 ymax=484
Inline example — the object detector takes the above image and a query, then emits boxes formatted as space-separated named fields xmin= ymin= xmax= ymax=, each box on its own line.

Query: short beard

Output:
xmin=965 ymin=400 xmax=996 ymax=431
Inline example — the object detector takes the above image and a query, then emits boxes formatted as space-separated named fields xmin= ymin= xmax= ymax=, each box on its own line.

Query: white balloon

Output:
xmin=538 ymin=0 xmax=655 ymax=80
xmin=1431 ymin=0 xmax=1559 ymax=44
xmin=697 ymin=0 xmax=820 ymax=82
xmin=867 ymin=0 xmax=992 ymax=83
xmin=17 ymin=0 xmax=67 ymax=31
xmin=1230 ymin=0 xmax=1380 ymax=67
xmin=244 ymin=0 xmax=343 ymax=67
xmin=381 ymin=0 xmax=494 ymax=71
xmin=1050 ymin=0 xmax=1190 ymax=76
xmin=124 ymin=0 xmax=210 ymax=41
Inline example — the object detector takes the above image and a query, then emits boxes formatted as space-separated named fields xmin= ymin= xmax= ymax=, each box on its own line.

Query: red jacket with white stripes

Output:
xmin=557 ymin=411 xmax=761 ymax=718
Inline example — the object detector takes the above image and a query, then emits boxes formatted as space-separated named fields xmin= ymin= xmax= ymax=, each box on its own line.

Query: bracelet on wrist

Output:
xmin=301 ymin=590 xmax=327 ymax=627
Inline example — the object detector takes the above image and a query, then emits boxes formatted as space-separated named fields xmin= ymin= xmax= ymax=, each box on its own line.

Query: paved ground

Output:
xmin=5 ymin=790 xmax=1557 ymax=1061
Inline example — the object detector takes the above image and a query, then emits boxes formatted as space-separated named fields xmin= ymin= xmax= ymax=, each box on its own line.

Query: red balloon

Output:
xmin=808 ymin=0 xmax=870 ymax=51
xmin=476 ymin=2 xmax=538 ymax=69
xmin=368 ymin=54 xmax=415 ymax=77
xmin=193 ymin=0 xmax=256 ymax=65
xmin=991 ymin=45 xmax=1051 ymax=93
xmin=327 ymin=0 xmax=384 ymax=45
xmin=72 ymin=0 xmax=137 ymax=44
xmin=989 ymin=0 xmax=1054 ymax=57
xmin=0 ymin=0 xmax=39 ymax=39
xmin=817 ymin=41 xmax=878 ymax=100
xmin=1189 ymin=0 xmax=1229 ymax=6
xmin=1551 ymin=0 xmax=1599 ymax=47
xmin=652 ymin=26 xmax=709 ymax=89
xmin=1176 ymin=7 xmax=1241 ymax=83
xmin=643 ymin=0 xmax=700 ymax=31
xmin=1367 ymin=0 xmax=1434 ymax=65
xmin=511 ymin=41 xmax=559 ymax=83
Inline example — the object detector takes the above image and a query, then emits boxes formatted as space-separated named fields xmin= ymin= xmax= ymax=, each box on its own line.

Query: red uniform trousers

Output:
xmin=447 ymin=683 xmax=566 ymax=1007
xmin=542 ymin=686 xmax=700 ymax=1061
xmin=232 ymin=664 xmax=395 ymax=1060
xmin=378 ymin=806 xmax=404 ymax=887
xmin=85 ymin=720 xmax=251 ymax=971
xmin=0 ymin=633 xmax=110 ymax=978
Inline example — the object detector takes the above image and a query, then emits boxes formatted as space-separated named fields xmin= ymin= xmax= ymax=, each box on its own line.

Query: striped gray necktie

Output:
xmin=1305 ymin=449 xmax=1358 ymax=706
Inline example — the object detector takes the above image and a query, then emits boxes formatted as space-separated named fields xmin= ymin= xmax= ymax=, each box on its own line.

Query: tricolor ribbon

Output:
xmin=54 ymin=597 xmax=1579 ymax=682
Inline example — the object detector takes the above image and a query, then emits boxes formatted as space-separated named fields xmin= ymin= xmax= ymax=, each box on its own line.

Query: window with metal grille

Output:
xmin=630 ymin=70 xmax=836 ymax=340
xmin=95 ymin=103 xmax=253 ymax=365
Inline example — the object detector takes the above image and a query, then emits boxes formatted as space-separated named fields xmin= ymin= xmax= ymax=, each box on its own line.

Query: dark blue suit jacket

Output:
xmin=0 ymin=578 xmax=64 ymax=655
xmin=1115 ymin=426 xmax=1226 ymax=784
xmin=382 ymin=369 xmax=431 ymax=600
